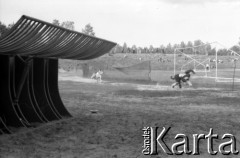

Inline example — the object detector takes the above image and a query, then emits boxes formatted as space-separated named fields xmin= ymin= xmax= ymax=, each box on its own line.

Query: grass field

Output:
xmin=59 ymin=53 xmax=240 ymax=85
xmin=0 ymin=70 xmax=240 ymax=157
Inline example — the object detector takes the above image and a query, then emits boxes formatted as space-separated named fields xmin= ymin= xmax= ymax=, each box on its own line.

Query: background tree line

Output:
xmin=111 ymin=40 xmax=240 ymax=56
xmin=1 ymin=20 xmax=240 ymax=56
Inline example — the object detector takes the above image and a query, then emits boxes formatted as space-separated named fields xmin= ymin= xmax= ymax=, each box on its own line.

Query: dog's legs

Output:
xmin=171 ymin=82 xmax=178 ymax=88
xmin=91 ymin=73 xmax=96 ymax=79
xmin=179 ymin=82 xmax=182 ymax=88
xmin=186 ymin=80 xmax=192 ymax=86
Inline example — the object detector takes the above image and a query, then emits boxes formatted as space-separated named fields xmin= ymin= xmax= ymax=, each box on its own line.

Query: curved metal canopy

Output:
xmin=0 ymin=15 xmax=117 ymax=60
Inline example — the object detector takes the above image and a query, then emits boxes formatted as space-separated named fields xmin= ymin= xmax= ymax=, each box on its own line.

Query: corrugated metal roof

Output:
xmin=0 ymin=15 xmax=117 ymax=60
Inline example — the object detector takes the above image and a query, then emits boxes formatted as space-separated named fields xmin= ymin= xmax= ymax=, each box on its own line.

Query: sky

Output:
xmin=0 ymin=0 xmax=240 ymax=48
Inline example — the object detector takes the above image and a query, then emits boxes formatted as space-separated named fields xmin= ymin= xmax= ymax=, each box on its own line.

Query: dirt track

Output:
xmin=1 ymin=79 xmax=240 ymax=158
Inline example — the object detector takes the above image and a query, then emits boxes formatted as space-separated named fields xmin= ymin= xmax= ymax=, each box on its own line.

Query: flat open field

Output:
xmin=1 ymin=71 xmax=240 ymax=158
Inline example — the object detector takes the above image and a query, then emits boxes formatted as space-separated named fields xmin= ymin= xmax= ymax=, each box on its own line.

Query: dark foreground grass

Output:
xmin=1 ymin=80 xmax=240 ymax=158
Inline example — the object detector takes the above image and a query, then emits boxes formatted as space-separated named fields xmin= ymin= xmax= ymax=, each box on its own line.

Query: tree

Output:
xmin=186 ymin=41 xmax=193 ymax=47
xmin=166 ymin=43 xmax=173 ymax=54
xmin=0 ymin=21 xmax=13 ymax=38
xmin=180 ymin=41 xmax=187 ymax=54
xmin=159 ymin=44 xmax=165 ymax=54
xmin=113 ymin=44 xmax=123 ymax=54
xmin=193 ymin=39 xmax=205 ymax=55
xmin=0 ymin=22 xmax=7 ymax=38
xmin=143 ymin=47 xmax=149 ymax=53
xmin=52 ymin=19 xmax=60 ymax=26
xmin=217 ymin=49 xmax=228 ymax=56
xmin=209 ymin=48 xmax=216 ymax=56
xmin=61 ymin=21 xmax=75 ymax=30
xmin=180 ymin=41 xmax=186 ymax=48
xmin=230 ymin=45 xmax=240 ymax=54
xmin=122 ymin=42 xmax=128 ymax=53
xmin=173 ymin=43 xmax=179 ymax=50
xmin=205 ymin=44 xmax=212 ymax=56
xmin=52 ymin=19 xmax=74 ymax=30
xmin=194 ymin=39 xmax=203 ymax=46
xmin=149 ymin=45 xmax=154 ymax=53
xmin=82 ymin=23 xmax=95 ymax=36
xmin=186 ymin=41 xmax=194 ymax=54
xmin=132 ymin=45 xmax=137 ymax=54
xmin=137 ymin=47 xmax=143 ymax=54
xmin=127 ymin=47 xmax=133 ymax=53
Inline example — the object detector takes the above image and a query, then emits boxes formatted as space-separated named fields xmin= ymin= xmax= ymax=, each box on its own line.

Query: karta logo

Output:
xmin=142 ymin=127 xmax=239 ymax=156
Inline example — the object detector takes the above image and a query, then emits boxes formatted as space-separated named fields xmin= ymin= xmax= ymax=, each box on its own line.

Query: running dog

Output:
xmin=171 ymin=69 xmax=195 ymax=88
xmin=91 ymin=70 xmax=103 ymax=82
